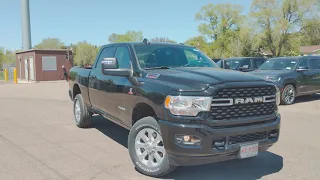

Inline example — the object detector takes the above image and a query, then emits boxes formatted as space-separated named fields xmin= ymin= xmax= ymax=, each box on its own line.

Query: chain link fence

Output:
xmin=1 ymin=63 xmax=16 ymax=81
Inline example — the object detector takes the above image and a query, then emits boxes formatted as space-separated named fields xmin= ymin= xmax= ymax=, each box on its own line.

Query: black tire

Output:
xmin=281 ymin=84 xmax=296 ymax=105
xmin=73 ymin=94 xmax=92 ymax=128
xmin=128 ymin=116 xmax=177 ymax=177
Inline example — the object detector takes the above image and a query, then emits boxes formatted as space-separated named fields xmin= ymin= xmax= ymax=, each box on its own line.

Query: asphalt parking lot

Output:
xmin=0 ymin=81 xmax=320 ymax=180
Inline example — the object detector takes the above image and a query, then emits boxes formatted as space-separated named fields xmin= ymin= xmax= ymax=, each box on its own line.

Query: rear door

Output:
xmin=307 ymin=57 xmax=320 ymax=92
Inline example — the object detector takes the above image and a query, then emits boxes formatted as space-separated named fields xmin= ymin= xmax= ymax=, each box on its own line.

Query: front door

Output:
xmin=296 ymin=58 xmax=313 ymax=94
xmin=29 ymin=56 xmax=35 ymax=80
xmin=307 ymin=57 xmax=320 ymax=92
xmin=24 ymin=58 xmax=28 ymax=80
xmin=88 ymin=46 xmax=117 ymax=117
xmin=104 ymin=46 xmax=134 ymax=125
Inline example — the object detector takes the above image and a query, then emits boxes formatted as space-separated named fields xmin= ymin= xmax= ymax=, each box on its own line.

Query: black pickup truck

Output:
xmin=68 ymin=40 xmax=281 ymax=177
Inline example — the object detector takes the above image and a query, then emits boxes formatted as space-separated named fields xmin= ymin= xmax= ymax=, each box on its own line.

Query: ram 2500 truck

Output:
xmin=68 ymin=40 xmax=281 ymax=177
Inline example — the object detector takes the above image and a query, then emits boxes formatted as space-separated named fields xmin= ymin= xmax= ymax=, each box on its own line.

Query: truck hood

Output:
xmin=142 ymin=67 xmax=266 ymax=91
xmin=249 ymin=69 xmax=293 ymax=77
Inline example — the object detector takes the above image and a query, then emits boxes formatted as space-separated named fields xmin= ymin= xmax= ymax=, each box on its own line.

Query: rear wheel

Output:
xmin=73 ymin=94 xmax=92 ymax=128
xmin=128 ymin=117 xmax=176 ymax=177
xmin=281 ymin=84 xmax=296 ymax=105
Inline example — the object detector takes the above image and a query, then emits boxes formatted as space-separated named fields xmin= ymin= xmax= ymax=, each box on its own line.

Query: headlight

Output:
xmin=275 ymin=85 xmax=280 ymax=105
xmin=164 ymin=96 xmax=212 ymax=116
xmin=266 ymin=76 xmax=281 ymax=81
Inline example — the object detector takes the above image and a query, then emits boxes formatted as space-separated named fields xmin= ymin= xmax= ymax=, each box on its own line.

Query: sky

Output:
xmin=0 ymin=0 xmax=252 ymax=50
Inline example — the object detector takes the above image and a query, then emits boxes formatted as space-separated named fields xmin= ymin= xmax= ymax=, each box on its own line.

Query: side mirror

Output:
xmin=101 ymin=58 xmax=131 ymax=77
xmin=296 ymin=66 xmax=309 ymax=72
xmin=239 ymin=65 xmax=249 ymax=71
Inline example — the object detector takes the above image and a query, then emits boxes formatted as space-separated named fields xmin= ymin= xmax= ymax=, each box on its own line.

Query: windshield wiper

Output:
xmin=144 ymin=66 xmax=170 ymax=70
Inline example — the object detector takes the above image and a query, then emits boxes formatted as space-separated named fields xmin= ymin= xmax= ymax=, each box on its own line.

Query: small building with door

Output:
xmin=15 ymin=49 xmax=73 ymax=82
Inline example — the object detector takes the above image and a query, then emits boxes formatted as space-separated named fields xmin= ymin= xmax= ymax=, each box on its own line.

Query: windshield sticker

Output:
xmin=286 ymin=67 xmax=292 ymax=70
xmin=291 ymin=61 xmax=296 ymax=63
xmin=193 ymin=49 xmax=199 ymax=51
xmin=146 ymin=73 xmax=160 ymax=79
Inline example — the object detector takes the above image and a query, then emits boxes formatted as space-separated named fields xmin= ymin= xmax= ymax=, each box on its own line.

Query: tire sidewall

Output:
xmin=128 ymin=117 xmax=170 ymax=176
xmin=73 ymin=94 xmax=82 ymax=126
xmin=281 ymin=85 xmax=296 ymax=105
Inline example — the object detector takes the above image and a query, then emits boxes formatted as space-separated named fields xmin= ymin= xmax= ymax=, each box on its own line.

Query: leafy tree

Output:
xmin=300 ymin=18 xmax=320 ymax=45
xmin=184 ymin=36 xmax=214 ymax=58
xmin=195 ymin=3 xmax=245 ymax=58
xmin=150 ymin=37 xmax=176 ymax=43
xmin=33 ymin=38 xmax=65 ymax=49
xmin=108 ymin=30 xmax=144 ymax=43
xmin=73 ymin=41 xmax=99 ymax=67
xmin=250 ymin=0 xmax=319 ymax=56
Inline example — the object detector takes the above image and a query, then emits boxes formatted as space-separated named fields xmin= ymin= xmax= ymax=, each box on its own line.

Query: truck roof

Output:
xmin=103 ymin=41 xmax=195 ymax=48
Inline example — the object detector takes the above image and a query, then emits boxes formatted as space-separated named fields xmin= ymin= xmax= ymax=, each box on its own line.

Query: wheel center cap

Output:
xmin=145 ymin=142 xmax=155 ymax=153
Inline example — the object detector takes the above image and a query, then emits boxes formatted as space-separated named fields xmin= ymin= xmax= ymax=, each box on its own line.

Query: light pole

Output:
xmin=21 ymin=0 xmax=32 ymax=50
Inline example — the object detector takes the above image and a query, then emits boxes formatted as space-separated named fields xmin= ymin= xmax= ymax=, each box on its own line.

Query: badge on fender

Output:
xmin=146 ymin=73 xmax=160 ymax=79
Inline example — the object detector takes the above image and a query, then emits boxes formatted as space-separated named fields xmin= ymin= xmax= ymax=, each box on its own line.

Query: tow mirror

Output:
xmin=101 ymin=58 xmax=131 ymax=77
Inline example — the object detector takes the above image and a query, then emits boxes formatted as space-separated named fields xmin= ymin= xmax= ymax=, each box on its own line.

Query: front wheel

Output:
xmin=73 ymin=94 xmax=92 ymax=128
xmin=281 ymin=84 xmax=296 ymax=105
xmin=128 ymin=117 xmax=176 ymax=177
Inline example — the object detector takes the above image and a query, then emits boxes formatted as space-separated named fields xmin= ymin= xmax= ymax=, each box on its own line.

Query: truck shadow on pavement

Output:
xmin=91 ymin=115 xmax=283 ymax=180
xmin=294 ymin=93 xmax=320 ymax=104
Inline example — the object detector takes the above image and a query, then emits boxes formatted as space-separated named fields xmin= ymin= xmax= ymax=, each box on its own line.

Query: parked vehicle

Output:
xmin=217 ymin=57 xmax=266 ymax=72
xmin=250 ymin=56 xmax=320 ymax=105
xmin=67 ymin=40 xmax=281 ymax=177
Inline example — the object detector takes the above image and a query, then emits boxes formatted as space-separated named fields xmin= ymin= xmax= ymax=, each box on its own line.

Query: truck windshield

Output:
xmin=259 ymin=58 xmax=298 ymax=70
xmin=133 ymin=44 xmax=219 ymax=69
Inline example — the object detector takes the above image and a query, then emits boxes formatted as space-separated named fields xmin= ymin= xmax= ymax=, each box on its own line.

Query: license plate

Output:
xmin=238 ymin=143 xmax=259 ymax=159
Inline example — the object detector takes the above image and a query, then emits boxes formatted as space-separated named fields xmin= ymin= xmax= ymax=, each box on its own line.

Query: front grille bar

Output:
xmin=211 ymin=95 xmax=276 ymax=107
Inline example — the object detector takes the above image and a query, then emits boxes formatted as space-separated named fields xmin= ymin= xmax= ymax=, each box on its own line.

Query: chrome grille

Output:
xmin=211 ymin=86 xmax=276 ymax=120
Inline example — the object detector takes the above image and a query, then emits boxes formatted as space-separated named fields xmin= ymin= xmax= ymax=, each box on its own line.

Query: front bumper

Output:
xmin=159 ymin=114 xmax=281 ymax=166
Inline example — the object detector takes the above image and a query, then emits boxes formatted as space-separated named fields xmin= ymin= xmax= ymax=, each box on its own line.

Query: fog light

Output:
xmin=175 ymin=135 xmax=201 ymax=146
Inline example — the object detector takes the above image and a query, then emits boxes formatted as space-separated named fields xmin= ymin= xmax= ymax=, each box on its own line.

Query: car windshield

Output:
xmin=224 ymin=58 xmax=243 ymax=69
xmin=259 ymin=58 xmax=299 ymax=70
xmin=133 ymin=44 xmax=219 ymax=69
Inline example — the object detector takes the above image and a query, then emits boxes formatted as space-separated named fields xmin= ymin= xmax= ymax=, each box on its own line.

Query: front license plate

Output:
xmin=239 ymin=143 xmax=259 ymax=159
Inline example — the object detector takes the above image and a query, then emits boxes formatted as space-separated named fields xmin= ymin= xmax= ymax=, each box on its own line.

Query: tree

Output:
xmin=195 ymin=3 xmax=245 ymax=57
xmin=150 ymin=37 xmax=176 ymax=43
xmin=108 ymin=30 xmax=143 ymax=43
xmin=300 ymin=18 xmax=320 ymax=45
xmin=250 ymin=0 xmax=319 ymax=56
xmin=73 ymin=41 xmax=99 ymax=67
xmin=184 ymin=36 xmax=214 ymax=58
xmin=33 ymin=38 xmax=65 ymax=49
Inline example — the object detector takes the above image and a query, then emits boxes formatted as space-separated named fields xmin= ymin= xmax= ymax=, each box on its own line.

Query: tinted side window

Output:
xmin=254 ymin=58 xmax=265 ymax=68
xmin=96 ymin=46 xmax=117 ymax=69
xmin=298 ymin=59 xmax=309 ymax=69
xmin=115 ymin=46 xmax=131 ymax=69
xmin=240 ymin=59 xmax=251 ymax=69
xmin=308 ymin=58 xmax=320 ymax=70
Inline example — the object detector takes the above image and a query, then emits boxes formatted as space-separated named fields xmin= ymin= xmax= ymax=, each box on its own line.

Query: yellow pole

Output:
xmin=13 ymin=68 xmax=17 ymax=83
xmin=4 ymin=68 xmax=8 ymax=82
